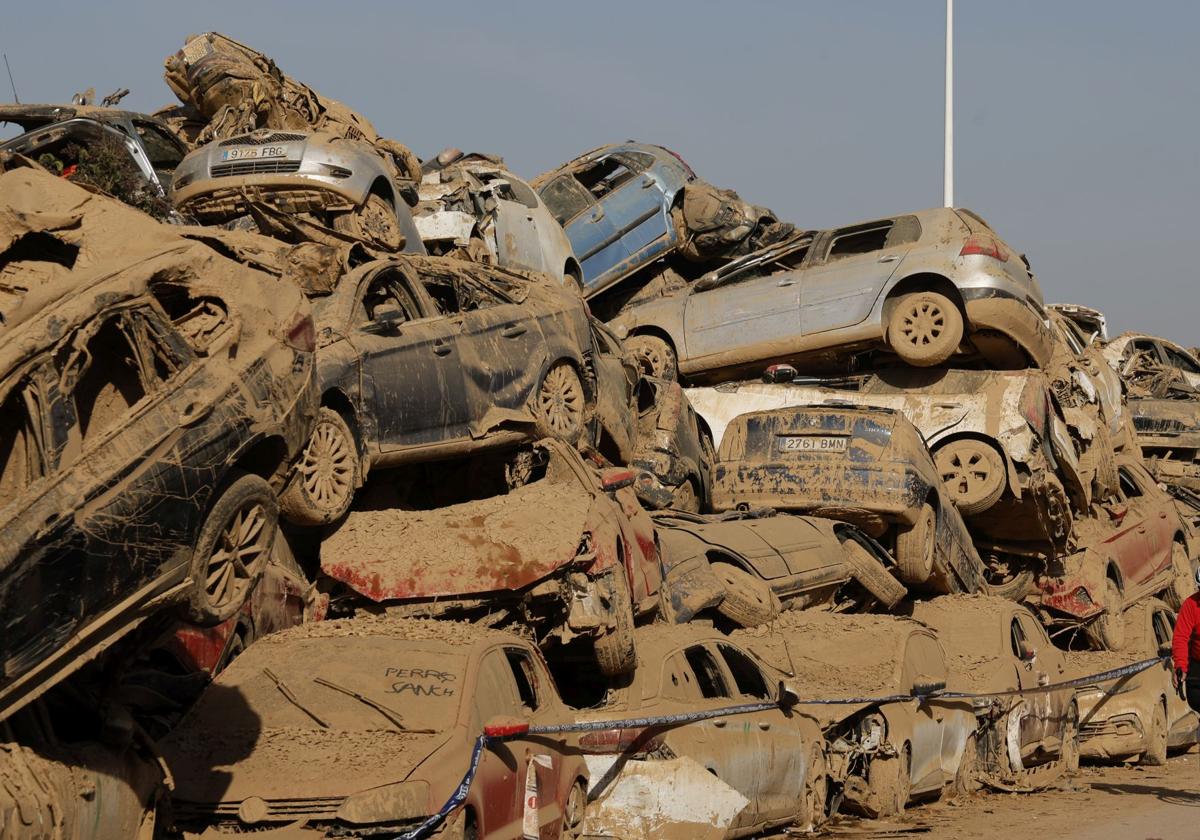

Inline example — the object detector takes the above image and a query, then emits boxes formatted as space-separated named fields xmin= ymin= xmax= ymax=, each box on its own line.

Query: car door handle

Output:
xmin=712 ymin=719 xmax=727 ymax=728
xmin=640 ymin=177 xmax=656 ymax=189
xmin=501 ymin=325 xmax=527 ymax=338
xmin=777 ymin=280 xmax=794 ymax=287
xmin=878 ymin=255 xmax=899 ymax=263
xmin=1137 ymin=526 xmax=1147 ymax=534
xmin=433 ymin=341 xmax=452 ymax=356
xmin=757 ymin=721 xmax=771 ymax=731
xmin=590 ymin=208 xmax=605 ymax=221
xmin=179 ymin=401 xmax=212 ymax=427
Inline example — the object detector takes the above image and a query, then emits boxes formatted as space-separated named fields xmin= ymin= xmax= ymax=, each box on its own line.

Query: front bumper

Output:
xmin=1080 ymin=712 xmax=1146 ymax=760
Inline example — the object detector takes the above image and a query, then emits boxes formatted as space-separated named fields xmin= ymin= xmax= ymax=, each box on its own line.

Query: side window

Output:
xmin=662 ymin=652 xmax=699 ymax=702
xmin=503 ymin=178 xmax=541 ymax=210
xmin=683 ymin=645 xmax=731 ymax=699
xmin=1118 ymin=467 xmax=1143 ymax=499
xmin=421 ymin=272 xmax=508 ymax=316
xmin=59 ymin=313 xmax=153 ymax=446
xmin=504 ymin=648 xmax=541 ymax=712
xmin=1153 ymin=610 xmax=1174 ymax=648
xmin=134 ymin=122 xmax=185 ymax=170
xmin=1010 ymin=617 xmax=1028 ymax=659
xmin=359 ymin=274 xmax=421 ymax=325
xmin=151 ymin=284 xmax=231 ymax=355
xmin=540 ymin=176 xmax=593 ymax=226
xmin=619 ymin=151 xmax=656 ymax=171
xmin=573 ymin=158 xmax=637 ymax=200
xmin=1019 ymin=615 xmax=1049 ymax=650
xmin=717 ymin=644 xmax=770 ymax=699
xmin=0 ymin=379 xmax=47 ymax=501
xmin=826 ymin=221 xmax=895 ymax=262
xmin=473 ymin=651 xmax=519 ymax=725
xmin=1165 ymin=347 xmax=1200 ymax=374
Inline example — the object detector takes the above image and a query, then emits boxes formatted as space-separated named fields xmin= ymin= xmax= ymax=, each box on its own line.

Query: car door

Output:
xmin=539 ymin=173 xmax=623 ymax=293
xmin=901 ymin=632 xmax=952 ymax=793
xmin=1110 ymin=466 xmax=1170 ymax=588
xmin=1008 ymin=614 xmax=1051 ymax=755
xmin=493 ymin=178 xmax=552 ymax=276
xmin=681 ymin=245 xmax=809 ymax=361
xmin=715 ymin=642 xmax=804 ymax=822
xmin=599 ymin=153 xmax=673 ymax=263
xmin=798 ymin=216 xmax=920 ymax=335
xmin=349 ymin=266 xmax=472 ymax=448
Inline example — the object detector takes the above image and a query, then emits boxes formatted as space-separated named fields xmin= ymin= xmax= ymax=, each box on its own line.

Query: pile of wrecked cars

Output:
xmin=3 ymin=28 xmax=1199 ymax=840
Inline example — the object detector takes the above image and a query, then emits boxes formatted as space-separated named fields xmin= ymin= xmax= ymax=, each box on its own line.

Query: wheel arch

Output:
xmin=319 ymin=388 xmax=368 ymax=480
xmin=882 ymin=273 xmax=969 ymax=335
xmin=929 ymin=431 xmax=1018 ymax=502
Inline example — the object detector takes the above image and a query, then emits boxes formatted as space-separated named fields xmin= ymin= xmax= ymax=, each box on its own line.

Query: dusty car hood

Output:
xmin=320 ymin=478 xmax=593 ymax=600
xmin=166 ymin=726 xmax=449 ymax=805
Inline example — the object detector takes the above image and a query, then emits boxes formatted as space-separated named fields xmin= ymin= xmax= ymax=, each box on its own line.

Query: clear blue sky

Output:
xmin=3 ymin=1 xmax=1197 ymax=343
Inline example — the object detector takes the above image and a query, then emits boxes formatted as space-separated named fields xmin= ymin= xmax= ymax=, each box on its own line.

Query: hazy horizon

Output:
xmin=3 ymin=0 xmax=1196 ymax=344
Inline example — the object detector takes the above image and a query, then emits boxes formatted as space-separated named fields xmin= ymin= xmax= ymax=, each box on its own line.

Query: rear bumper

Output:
xmin=962 ymin=290 xmax=1054 ymax=368
xmin=711 ymin=461 xmax=926 ymax=526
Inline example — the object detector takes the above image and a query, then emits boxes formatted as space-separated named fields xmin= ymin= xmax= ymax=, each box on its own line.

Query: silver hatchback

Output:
xmin=171 ymin=128 xmax=425 ymax=252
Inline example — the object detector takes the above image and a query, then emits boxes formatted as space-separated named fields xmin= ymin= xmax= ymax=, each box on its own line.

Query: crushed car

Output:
xmin=710 ymin=405 xmax=989 ymax=596
xmin=608 ymin=207 xmax=1053 ymax=380
xmin=577 ymin=624 xmax=828 ymax=838
xmin=1104 ymin=331 xmax=1200 ymax=392
xmin=533 ymin=142 xmax=792 ymax=299
xmin=734 ymin=611 xmax=977 ymax=818
xmin=318 ymin=440 xmax=660 ymax=676
xmin=275 ymin=255 xmax=598 ymax=525
xmin=0 ymin=163 xmax=316 ymax=722
xmin=1032 ymin=457 xmax=1197 ymax=650
xmin=910 ymin=595 xmax=1080 ymax=789
xmin=1069 ymin=598 xmax=1198 ymax=764
xmin=416 ymin=150 xmax=581 ymax=286
xmin=653 ymin=509 xmax=907 ymax=626
xmin=162 ymin=615 xmax=589 ymax=839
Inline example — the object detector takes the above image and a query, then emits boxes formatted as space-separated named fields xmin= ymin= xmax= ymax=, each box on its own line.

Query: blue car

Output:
xmin=534 ymin=143 xmax=695 ymax=297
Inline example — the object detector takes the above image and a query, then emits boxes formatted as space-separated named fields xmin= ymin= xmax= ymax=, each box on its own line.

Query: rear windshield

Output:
xmin=207 ymin=639 xmax=468 ymax=733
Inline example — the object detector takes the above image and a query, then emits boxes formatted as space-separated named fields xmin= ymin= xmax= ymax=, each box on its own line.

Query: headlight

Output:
xmin=336 ymin=781 xmax=430 ymax=825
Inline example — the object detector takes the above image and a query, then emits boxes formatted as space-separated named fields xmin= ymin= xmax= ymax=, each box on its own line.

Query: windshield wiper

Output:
xmin=313 ymin=677 xmax=435 ymax=734
xmin=263 ymin=668 xmax=329 ymax=729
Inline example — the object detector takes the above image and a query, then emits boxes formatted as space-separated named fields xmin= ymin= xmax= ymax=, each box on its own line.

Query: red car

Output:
xmin=1034 ymin=457 xmax=1196 ymax=650
xmin=319 ymin=439 xmax=662 ymax=675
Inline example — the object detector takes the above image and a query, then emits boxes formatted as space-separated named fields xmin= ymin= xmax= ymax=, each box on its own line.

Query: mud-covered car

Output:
xmin=653 ymin=509 xmax=908 ymax=625
xmin=711 ymin=406 xmax=988 ymax=596
xmin=630 ymin=376 xmax=714 ymax=511
xmin=735 ymin=612 xmax=977 ymax=818
xmin=1046 ymin=308 xmax=1128 ymax=458
xmin=687 ymin=367 xmax=1091 ymax=548
xmin=910 ymin=595 xmax=1079 ymax=788
xmin=1070 ymin=598 xmax=1197 ymax=764
xmin=172 ymin=129 xmax=426 ymax=251
xmin=609 ymin=207 xmax=1053 ymax=380
xmin=163 ymin=616 xmax=589 ymax=839
xmin=318 ymin=440 xmax=660 ymax=676
xmin=0 ymin=166 xmax=316 ymax=721
xmin=416 ymin=151 xmax=581 ymax=287
xmin=1049 ymin=303 xmax=1108 ymax=343
xmin=578 ymin=624 xmax=828 ymax=838
xmin=278 ymin=256 xmax=595 ymax=525
xmin=1105 ymin=332 xmax=1200 ymax=392
xmin=1033 ymin=458 xmax=1197 ymax=650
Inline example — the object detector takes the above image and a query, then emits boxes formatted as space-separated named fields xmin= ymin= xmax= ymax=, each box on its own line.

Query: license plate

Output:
xmin=220 ymin=145 xmax=290 ymax=161
xmin=778 ymin=435 xmax=848 ymax=453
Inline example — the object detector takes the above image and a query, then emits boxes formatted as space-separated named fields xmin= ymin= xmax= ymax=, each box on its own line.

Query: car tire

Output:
xmin=332 ymin=193 xmax=404 ymax=250
xmin=625 ymin=335 xmax=678 ymax=381
xmin=800 ymin=744 xmax=829 ymax=830
xmin=842 ymin=539 xmax=908 ymax=609
xmin=280 ymin=408 xmax=361 ymax=526
xmin=951 ymin=733 xmax=982 ymax=798
xmin=868 ymin=744 xmax=911 ymax=817
xmin=593 ymin=569 xmax=637 ymax=677
xmin=1142 ymin=700 xmax=1169 ymax=766
xmin=182 ymin=471 xmax=276 ymax=626
xmin=670 ymin=480 xmax=700 ymax=513
xmin=1061 ymin=704 xmax=1081 ymax=776
xmin=534 ymin=362 xmax=586 ymax=446
xmin=895 ymin=503 xmax=936 ymax=585
xmin=1086 ymin=578 xmax=1127 ymax=651
xmin=712 ymin=562 xmax=782 ymax=627
xmin=933 ymin=439 xmax=1007 ymax=516
xmin=1163 ymin=542 xmax=1195 ymax=612
xmin=562 ymin=779 xmax=587 ymax=840
xmin=985 ymin=567 xmax=1035 ymax=602
xmin=887 ymin=291 xmax=964 ymax=367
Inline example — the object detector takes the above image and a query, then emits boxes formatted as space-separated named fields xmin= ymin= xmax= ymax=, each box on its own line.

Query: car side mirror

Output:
xmin=484 ymin=715 xmax=530 ymax=739
xmin=778 ymin=680 xmax=800 ymax=710
xmin=1018 ymin=642 xmax=1037 ymax=662
xmin=693 ymin=272 xmax=719 ymax=292
xmin=1159 ymin=641 xmax=1174 ymax=658
xmin=912 ymin=677 xmax=947 ymax=697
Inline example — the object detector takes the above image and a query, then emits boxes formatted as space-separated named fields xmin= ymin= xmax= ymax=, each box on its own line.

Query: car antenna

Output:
xmin=3 ymin=53 xmax=18 ymax=103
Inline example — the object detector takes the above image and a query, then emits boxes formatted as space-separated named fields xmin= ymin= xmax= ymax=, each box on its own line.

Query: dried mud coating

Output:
xmin=320 ymin=478 xmax=592 ymax=600
xmin=910 ymin=594 xmax=1017 ymax=692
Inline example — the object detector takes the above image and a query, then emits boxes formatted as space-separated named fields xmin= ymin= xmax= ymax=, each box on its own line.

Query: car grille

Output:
xmin=175 ymin=796 xmax=345 ymax=822
xmin=210 ymin=160 xmax=302 ymax=178
xmin=219 ymin=132 xmax=307 ymax=146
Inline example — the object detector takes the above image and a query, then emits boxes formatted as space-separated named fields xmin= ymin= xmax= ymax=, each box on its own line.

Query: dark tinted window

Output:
xmin=827 ymin=221 xmax=894 ymax=261
xmin=359 ymin=272 xmax=421 ymax=325
xmin=540 ymin=176 xmax=592 ymax=225
xmin=573 ymin=158 xmax=637 ymax=199
xmin=718 ymin=644 xmax=770 ymax=699
xmin=61 ymin=314 xmax=149 ymax=445
xmin=1010 ymin=618 xmax=1028 ymax=659
xmin=684 ymin=645 xmax=730 ymax=699
xmin=505 ymin=648 xmax=540 ymax=711
xmin=0 ymin=379 xmax=46 ymax=500
xmin=1153 ymin=610 xmax=1174 ymax=647
xmin=1165 ymin=347 xmax=1200 ymax=374
xmin=1118 ymin=467 xmax=1143 ymax=499
xmin=134 ymin=121 xmax=184 ymax=169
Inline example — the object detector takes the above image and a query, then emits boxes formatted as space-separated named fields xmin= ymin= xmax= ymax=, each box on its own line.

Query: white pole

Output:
xmin=944 ymin=0 xmax=954 ymax=207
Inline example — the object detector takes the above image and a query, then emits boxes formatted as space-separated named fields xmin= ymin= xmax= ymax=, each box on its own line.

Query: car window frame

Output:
xmin=682 ymin=643 xmax=732 ymax=700
xmin=716 ymin=642 xmax=772 ymax=701
xmin=539 ymin=174 xmax=596 ymax=227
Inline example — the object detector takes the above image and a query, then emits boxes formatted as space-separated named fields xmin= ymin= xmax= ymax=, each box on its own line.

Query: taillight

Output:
xmin=959 ymin=235 xmax=1009 ymax=262
xmin=284 ymin=313 xmax=316 ymax=353
xmin=579 ymin=727 xmax=664 ymax=755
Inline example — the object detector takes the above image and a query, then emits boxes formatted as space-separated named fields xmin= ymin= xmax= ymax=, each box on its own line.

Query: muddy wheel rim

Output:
xmin=563 ymin=784 xmax=584 ymax=839
xmin=635 ymin=344 xmax=665 ymax=377
xmin=360 ymin=198 xmax=403 ymax=250
xmin=299 ymin=420 xmax=355 ymax=512
xmin=936 ymin=442 xmax=1002 ymax=505
xmin=205 ymin=501 xmax=269 ymax=610
xmin=539 ymin=365 xmax=583 ymax=436
xmin=898 ymin=298 xmax=947 ymax=347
